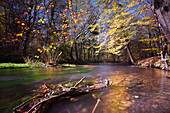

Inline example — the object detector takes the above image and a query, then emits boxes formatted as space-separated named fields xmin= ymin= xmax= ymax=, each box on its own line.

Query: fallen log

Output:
xmin=12 ymin=76 xmax=109 ymax=113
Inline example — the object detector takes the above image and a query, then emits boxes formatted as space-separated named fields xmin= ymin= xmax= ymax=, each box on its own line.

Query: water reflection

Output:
xmin=0 ymin=64 xmax=170 ymax=113
xmin=48 ymin=65 xmax=170 ymax=113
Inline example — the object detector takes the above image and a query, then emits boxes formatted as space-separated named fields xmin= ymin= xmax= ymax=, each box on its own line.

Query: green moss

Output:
xmin=83 ymin=80 xmax=95 ymax=83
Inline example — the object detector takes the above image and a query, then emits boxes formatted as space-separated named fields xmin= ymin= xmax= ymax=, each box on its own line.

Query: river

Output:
xmin=0 ymin=64 xmax=170 ymax=113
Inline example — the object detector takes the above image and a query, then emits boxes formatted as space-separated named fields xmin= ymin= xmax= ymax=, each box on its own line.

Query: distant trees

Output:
xmin=1 ymin=0 xmax=169 ymax=64
xmin=0 ymin=0 xmax=106 ymax=64
xmin=92 ymin=0 xmax=162 ymax=63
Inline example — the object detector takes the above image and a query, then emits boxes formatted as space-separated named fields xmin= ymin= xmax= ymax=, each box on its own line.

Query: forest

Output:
xmin=0 ymin=0 xmax=169 ymax=66
xmin=0 ymin=0 xmax=170 ymax=113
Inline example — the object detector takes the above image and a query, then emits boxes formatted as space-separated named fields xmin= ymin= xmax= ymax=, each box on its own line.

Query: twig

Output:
xmin=74 ymin=76 xmax=86 ymax=87
xmin=12 ymin=95 xmax=42 ymax=112
xmin=116 ymin=78 xmax=126 ymax=85
xmin=27 ymin=92 xmax=67 ymax=113
xmin=92 ymin=98 xmax=101 ymax=113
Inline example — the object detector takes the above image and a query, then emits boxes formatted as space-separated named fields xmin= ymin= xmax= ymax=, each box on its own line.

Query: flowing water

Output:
xmin=0 ymin=64 xmax=170 ymax=113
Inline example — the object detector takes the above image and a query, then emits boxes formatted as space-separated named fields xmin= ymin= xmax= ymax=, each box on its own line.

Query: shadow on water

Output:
xmin=0 ymin=64 xmax=170 ymax=113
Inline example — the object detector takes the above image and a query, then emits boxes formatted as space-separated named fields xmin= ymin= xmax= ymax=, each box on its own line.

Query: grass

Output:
xmin=0 ymin=63 xmax=31 ymax=69
xmin=0 ymin=62 xmax=43 ymax=69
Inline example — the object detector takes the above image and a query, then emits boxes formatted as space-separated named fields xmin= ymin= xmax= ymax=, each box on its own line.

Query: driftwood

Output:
xmin=92 ymin=98 xmax=101 ymax=113
xmin=12 ymin=76 xmax=109 ymax=113
xmin=27 ymin=92 xmax=67 ymax=113
xmin=74 ymin=76 xmax=86 ymax=87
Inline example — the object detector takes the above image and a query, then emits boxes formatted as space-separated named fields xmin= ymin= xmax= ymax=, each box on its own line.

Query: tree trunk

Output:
xmin=127 ymin=45 xmax=134 ymax=64
xmin=74 ymin=42 xmax=79 ymax=64
xmin=79 ymin=42 xmax=83 ymax=64
xmin=151 ymin=0 xmax=170 ymax=42
xmin=83 ymin=44 xmax=86 ymax=62
xmin=70 ymin=46 xmax=75 ymax=63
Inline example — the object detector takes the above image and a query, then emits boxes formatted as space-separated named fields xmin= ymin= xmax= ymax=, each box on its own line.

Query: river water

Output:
xmin=0 ymin=64 xmax=170 ymax=113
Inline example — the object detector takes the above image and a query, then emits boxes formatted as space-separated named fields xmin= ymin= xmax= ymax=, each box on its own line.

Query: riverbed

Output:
xmin=0 ymin=64 xmax=170 ymax=113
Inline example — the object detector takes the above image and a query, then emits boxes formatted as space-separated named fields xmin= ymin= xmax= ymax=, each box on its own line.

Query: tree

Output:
xmin=94 ymin=0 xmax=159 ymax=64
xmin=151 ymin=0 xmax=170 ymax=42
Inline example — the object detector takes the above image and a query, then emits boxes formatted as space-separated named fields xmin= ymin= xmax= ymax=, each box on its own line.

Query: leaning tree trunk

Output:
xmin=127 ymin=45 xmax=134 ymax=64
xmin=151 ymin=0 xmax=170 ymax=42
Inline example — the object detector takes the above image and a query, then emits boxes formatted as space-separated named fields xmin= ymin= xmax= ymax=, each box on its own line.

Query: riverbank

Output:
xmin=0 ymin=63 xmax=78 ymax=69
xmin=0 ymin=63 xmax=31 ymax=69
xmin=137 ymin=56 xmax=170 ymax=71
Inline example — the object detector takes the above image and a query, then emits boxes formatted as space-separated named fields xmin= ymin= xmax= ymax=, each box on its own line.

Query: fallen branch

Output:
xmin=27 ymin=92 xmax=67 ymax=113
xmin=92 ymin=98 xmax=101 ymax=113
xmin=13 ymin=76 xmax=108 ymax=113
xmin=12 ymin=95 xmax=42 ymax=112
xmin=74 ymin=76 xmax=86 ymax=87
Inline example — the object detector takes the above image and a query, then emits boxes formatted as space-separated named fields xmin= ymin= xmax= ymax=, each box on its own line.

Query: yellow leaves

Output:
xmin=16 ymin=33 xmax=23 ymax=37
xmin=28 ymin=7 xmax=31 ymax=10
xmin=142 ymin=48 xmax=157 ymax=51
xmin=120 ymin=12 xmax=129 ymax=16
xmin=63 ymin=32 xmax=67 ymax=35
xmin=74 ymin=19 xmax=78 ymax=23
xmin=17 ymin=21 xmax=21 ymax=24
xmin=38 ymin=18 xmax=46 ymax=23
xmin=93 ymin=46 xmax=99 ymax=48
xmin=21 ymin=23 xmax=25 ymax=26
xmin=80 ymin=9 xmax=87 ymax=14
xmin=70 ymin=13 xmax=73 ymax=16
xmin=37 ymin=48 xmax=42 ymax=53
xmin=136 ymin=20 xmax=152 ymax=25
xmin=59 ymin=14 xmax=62 ymax=16
xmin=50 ymin=45 xmax=53 ymax=48
xmin=24 ymin=12 xmax=27 ymax=15
xmin=127 ymin=1 xmax=138 ymax=8
xmin=64 ymin=9 xmax=68 ymax=12
xmin=36 ymin=6 xmax=39 ymax=10
xmin=46 ymin=11 xmax=49 ymax=14
xmin=53 ymin=32 xmax=56 ymax=34
xmin=142 ymin=17 xmax=151 ymax=21
xmin=71 ymin=41 xmax=74 ymax=44
xmin=40 ymin=7 xmax=44 ymax=10
xmin=130 ymin=23 xmax=136 ymax=26
xmin=54 ymin=47 xmax=56 ymax=49
xmin=38 ymin=19 xmax=42 ymax=23
xmin=158 ymin=35 xmax=164 ymax=39
xmin=139 ymin=38 xmax=159 ymax=42
xmin=35 ymin=55 xmax=39 ymax=58
xmin=62 ymin=15 xmax=66 ymax=19
xmin=57 ymin=33 xmax=60 ymax=36
xmin=49 ymin=4 xmax=54 ymax=7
